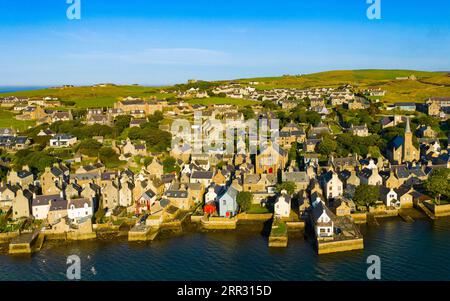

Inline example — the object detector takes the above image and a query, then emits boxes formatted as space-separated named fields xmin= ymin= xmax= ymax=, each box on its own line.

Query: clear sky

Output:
xmin=1 ymin=0 xmax=450 ymax=86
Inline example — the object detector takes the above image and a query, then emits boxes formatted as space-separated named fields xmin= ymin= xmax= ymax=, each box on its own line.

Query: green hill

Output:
xmin=234 ymin=69 xmax=450 ymax=103
xmin=2 ymin=69 xmax=450 ymax=106
xmin=0 ymin=85 xmax=170 ymax=108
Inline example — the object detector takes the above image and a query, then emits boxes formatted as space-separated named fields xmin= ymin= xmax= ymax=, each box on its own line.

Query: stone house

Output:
xmin=12 ymin=189 xmax=32 ymax=219
xmin=255 ymin=143 xmax=288 ymax=174
xmin=321 ymin=171 xmax=343 ymax=200
xmin=8 ymin=168 xmax=34 ymax=187
xmin=274 ymin=190 xmax=291 ymax=218
xmin=359 ymin=167 xmax=383 ymax=186
xmin=101 ymin=180 xmax=120 ymax=210
xmin=47 ymin=199 xmax=68 ymax=225
xmin=146 ymin=159 xmax=164 ymax=179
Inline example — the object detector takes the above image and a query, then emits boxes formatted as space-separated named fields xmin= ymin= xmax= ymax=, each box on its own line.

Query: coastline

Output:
xmin=0 ymin=207 xmax=438 ymax=256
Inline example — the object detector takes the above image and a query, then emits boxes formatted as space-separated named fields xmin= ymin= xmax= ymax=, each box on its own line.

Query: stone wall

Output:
xmin=67 ymin=232 xmax=97 ymax=240
xmin=424 ymin=201 xmax=450 ymax=217
xmin=237 ymin=213 xmax=273 ymax=221
xmin=201 ymin=217 xmax=237 ymax=229
xmin=350 ymin=213 xmax=367 ymax=224
xmin=0 ymin=231 xmax=19 ymax=243
xmin=317 ymin=238 xmax=364 ymax=254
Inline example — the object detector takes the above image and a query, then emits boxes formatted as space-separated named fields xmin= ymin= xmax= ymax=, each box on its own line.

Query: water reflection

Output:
xmin=0 ymin=218 xmax=450 ymax=280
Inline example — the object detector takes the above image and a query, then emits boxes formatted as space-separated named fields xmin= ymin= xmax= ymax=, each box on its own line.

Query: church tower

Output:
xmin=403 ymin=117 xmax=420 ymax=162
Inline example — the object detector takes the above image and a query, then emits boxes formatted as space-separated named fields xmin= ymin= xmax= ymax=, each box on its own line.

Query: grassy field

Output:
xmin=0 ymin=109 xmax=35 ymax=131
xmin=2 ymin=70 xmax=450 ymax=107
xmin=187 ymin=97 xmax=258 ymax=107
xmin=0 ymin=85 xmax=172 ymax=109
xmin=235 ymin=69 xmax=450 ymax=103
xmin=237 ymin=69 xmax=439 ymax=88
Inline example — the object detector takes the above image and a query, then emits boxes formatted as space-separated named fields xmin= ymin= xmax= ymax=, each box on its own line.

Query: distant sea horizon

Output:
xmin=0 ymin=86 xmax=49 ymax=93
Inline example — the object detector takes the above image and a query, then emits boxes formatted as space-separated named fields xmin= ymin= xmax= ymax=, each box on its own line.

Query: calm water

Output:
xmin=0 ymin=86 xmax=47 ymax=93
xmin=1 ymin=217 xmax=449 ymax=281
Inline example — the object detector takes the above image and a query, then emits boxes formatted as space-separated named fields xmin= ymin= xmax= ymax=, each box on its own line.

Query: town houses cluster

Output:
xmin=0 ymin=83 xmax=449 ymax=249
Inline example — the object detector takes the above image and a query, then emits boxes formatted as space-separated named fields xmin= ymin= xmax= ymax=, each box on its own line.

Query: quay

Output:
xmin=316 ymin=237 xmax=364 ymax=255
xmin=128 ymin=224 xmax=159 ymax=241
xmin=200 ymin=216 xmax=237 ymax=230
xmin=269 ymin=219 xmax=288 ymax=247
xmin=398 ymin=209 xmax=414 ymax=222
xmin=8 ymin=229 xmax=42 ymax=254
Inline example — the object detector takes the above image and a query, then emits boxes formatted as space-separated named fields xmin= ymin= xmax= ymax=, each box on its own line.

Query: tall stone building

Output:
xmin=389 ymin=118 xmax=420 ymax=164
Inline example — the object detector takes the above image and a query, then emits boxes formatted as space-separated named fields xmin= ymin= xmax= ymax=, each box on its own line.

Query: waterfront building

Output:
xmin=218 ymin=185 xmax=239 ymax=218
xmin=12 ymin=189 xmax=32 ymax=219
xmin=321 ymin=171 xmax=343 ymax=200
xmin=274 ymin=190 xmax=291 ymax=218
xmin=68 ymin=198 xmax=94 ymax=222
xmin=311 ymin=198 xmax=334 ymax=238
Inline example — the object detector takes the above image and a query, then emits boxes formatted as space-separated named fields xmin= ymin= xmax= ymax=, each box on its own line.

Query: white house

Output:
xmin=380 ymin=187 xmax=399 ymax=208
xmin=68 ymin=198 xmax=93 ymax=222
xmin=311 ymin=198 xmax=334 ymax=238
xmin=32 ymin=194 xmax=64 ymax=220
xmin=49 ymin=134 xmax=77 ymax=148
xmin=322 ymin=171 xmax=343 ymax=199
xmin=359 ymin=167 xmax=383 ymax=186
xmin=274 ymin=190 xmax=291 ymax=218
xmin=136 ymin=189 xmax=157 ymax=214
xmin=205 ymin=185 xmax=224 ymax=204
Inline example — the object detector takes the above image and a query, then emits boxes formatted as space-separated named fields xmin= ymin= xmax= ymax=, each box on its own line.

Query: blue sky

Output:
xmin=1 ymin=0 xmax=450 ymax=86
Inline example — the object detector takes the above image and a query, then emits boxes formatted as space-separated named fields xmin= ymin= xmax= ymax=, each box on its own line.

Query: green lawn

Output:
xmin=271 ymin=221 xmax=287 ymax=236
xmin=247 ymin=204 xmax=271 ymax=214
xmin=0 ymin=109 xmax=35 ymax=131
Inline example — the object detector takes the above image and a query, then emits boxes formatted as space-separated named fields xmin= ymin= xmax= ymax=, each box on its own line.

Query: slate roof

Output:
xmin=282 ymin=171 xmax=309 ymax=183
xmin=391 ymin=136 xmax=404 ymax=149
xmin=33 ymin=194 xmax=63 ymax=206
xmin=68 ymin=198 xmax=92 ymax=209
xmin=191 ymin=170 xmax=214 ymax=179
xmin=17 ymin=170 xmax=33 ymax=179
xmin=50 ymin=199 xmax=68 ymax=211
xmin=141 ymin=189 xmax=156 ymax=201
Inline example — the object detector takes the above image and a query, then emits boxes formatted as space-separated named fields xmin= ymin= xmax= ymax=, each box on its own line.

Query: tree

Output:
xmin=99 ymin=147 xmax=122 ymax=168
xmin=261 ymin=100 xmax=278 ymax=110
xmin=143 ymin=156 xmax=153 ymax=167
xmin=353 ymin=184 xmax=379 ymax=207
xmin=317 ymin=135 xmax=337 ymax=155
xmin=288 ymin=142 xmax=298 ymax=164
xmin=239 ymin=106 xmax=255 ymax=120
xmin=276 ymin=182 xmax=296 ymax=195
xmin=415 ymin=115 xmax=439 ymax=128
xmin=424 ymin=169 xmax=450 ymax=201
xmin=113 ymin=115 xmax=132 ymax=137
xmin=237 ymin=191 xmax=253 ymax=212
xmin=13 ymin=150 xmax=58 ymax=173
xmin=367 ymin=146 xmax=382 ymax=158
xmin=76 ymin=138 xmax=102 ymax=157
xmin=162 ymin=157 xmax=179 ymax=173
